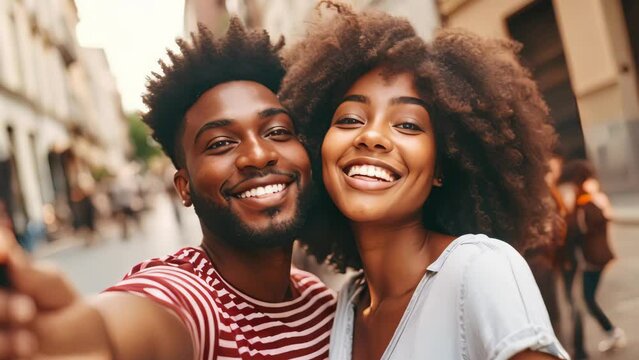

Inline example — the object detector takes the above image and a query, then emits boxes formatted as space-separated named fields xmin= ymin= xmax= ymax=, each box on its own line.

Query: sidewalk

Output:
xmin=34 ymin=193 xmax=201 ymax=294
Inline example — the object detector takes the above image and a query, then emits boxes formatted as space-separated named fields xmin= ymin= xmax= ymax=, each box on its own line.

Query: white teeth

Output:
xmin=237 ymin=183 xmax=287 ymax=199
xmin=346 ymin=164 xmax=395 ymax=182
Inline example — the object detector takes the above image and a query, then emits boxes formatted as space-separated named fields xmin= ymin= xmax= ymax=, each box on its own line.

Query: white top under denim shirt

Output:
xmin=329 ymin=234 xmax=570 ymax=360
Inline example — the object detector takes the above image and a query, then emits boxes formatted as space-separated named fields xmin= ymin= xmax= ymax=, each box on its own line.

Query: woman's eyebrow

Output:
xmin=340 ymin=94 xmax=369 ymax=105
xmin=391 ymin=96 xmax=428 ymax=110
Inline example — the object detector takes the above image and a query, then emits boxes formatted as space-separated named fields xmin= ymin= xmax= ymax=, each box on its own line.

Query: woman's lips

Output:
xmin=342 ymin=171 xmax=399 ymax=191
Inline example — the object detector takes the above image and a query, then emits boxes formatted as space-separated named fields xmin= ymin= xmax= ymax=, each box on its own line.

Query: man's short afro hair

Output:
xmin=142 ymin=18 xmax=285 ymax=167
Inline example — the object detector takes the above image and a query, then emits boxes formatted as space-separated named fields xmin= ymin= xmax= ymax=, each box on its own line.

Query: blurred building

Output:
xmin=184 ymin=0 xmax=440 ymax=42
xmin=0 ymin=0 xmax=129 ymax=245
xmin=438 ymin=0 xmax=639 ymax=203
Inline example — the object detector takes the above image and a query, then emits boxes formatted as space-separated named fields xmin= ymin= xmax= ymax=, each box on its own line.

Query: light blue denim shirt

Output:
xmin=329 ymin=234 xmax=570 ymax=360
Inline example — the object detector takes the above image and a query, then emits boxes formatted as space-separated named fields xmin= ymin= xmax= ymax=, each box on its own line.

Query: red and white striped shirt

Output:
xmin=106 ymin=247 xmax=336 ymax=360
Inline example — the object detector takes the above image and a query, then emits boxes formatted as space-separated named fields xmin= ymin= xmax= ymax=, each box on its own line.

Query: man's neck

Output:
xmin=200 ymin=228 xmax=295 ymax=303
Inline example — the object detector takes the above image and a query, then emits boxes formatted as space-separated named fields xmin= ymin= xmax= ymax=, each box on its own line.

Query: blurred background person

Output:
xmin=109 ymin=164 xmax=145 ymax=240
xmin=560 ymin=159 xmax=627 ymax=358
xmin=0 ymin=201 xmax=13 ymax=236
xmin=524 ymin=153 xmax=567 ymax=336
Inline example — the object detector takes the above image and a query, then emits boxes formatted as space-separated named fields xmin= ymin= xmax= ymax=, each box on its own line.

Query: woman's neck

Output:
xmin=351 ymin=218 xmax=436 ymax=311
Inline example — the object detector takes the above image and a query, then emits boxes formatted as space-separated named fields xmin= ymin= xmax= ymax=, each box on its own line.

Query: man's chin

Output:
xmin=191 ymin=181 xmax=312 ymax=250
xmin=199 ymin=205 xmax=302 ymax=250
xmin=235 ymin=206 xmax=296 ymax=228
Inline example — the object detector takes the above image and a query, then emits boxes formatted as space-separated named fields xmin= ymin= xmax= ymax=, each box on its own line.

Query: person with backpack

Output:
xmin=559 ymin=159 xmax=626 ymax=357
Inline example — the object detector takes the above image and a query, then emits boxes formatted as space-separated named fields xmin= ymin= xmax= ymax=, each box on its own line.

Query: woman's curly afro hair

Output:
xmin=142 ymin=18 xmax=285 ymax=168
xmin=280 ymin=1 xmax=556 ymax=272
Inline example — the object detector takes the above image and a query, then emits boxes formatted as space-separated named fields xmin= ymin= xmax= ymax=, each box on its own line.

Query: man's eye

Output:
xmin=395 ymin=122 xmax=423 ymax=132
xmin=207 ymin=140 xmax=234 ymax=150
xmin=266 ymin=128 xmax=293 ymax=140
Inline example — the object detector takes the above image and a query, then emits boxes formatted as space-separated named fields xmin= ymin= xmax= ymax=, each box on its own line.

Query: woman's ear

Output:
xmin=433 ymin=166 xmax=444 ymax=187
xmin=174 ymin=169 xmax=192 ymax=207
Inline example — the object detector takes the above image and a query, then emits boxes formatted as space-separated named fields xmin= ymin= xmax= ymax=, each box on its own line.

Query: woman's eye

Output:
xmin=395 ymin=122 xmax=423 ymax=132
xmin=334 ymin=117 xmax=363 ymax=127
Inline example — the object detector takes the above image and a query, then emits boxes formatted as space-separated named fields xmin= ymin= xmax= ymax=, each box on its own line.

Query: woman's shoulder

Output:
xmin=431 ymin=234 xmax=538 ymax=305
xmin=446 ymin=235 xmax=568 ymax=359
xmin=430 ymin=233 xmax=523 ymax=273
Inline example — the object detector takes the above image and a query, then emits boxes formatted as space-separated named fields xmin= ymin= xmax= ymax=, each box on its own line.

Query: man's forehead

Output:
xmin=185 ymin=82 xmax=282 ymax=124
xmin=204 ymin=80 xmax=279 ymax=103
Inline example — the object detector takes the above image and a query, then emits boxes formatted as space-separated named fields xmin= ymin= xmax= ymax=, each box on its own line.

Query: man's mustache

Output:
xmin=241 ymin=168 xmax=298 ymax=180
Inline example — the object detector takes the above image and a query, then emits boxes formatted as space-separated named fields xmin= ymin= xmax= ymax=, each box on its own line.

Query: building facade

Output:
xmin=0 ymin=0 xmax=128 ymax=246
xmin=439 ymin=0 xmax=639 ymax=202
xmin=184 ymin=0 xmax=440 ymax=41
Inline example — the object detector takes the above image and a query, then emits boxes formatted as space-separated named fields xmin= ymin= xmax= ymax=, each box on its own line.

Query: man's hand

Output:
xmin=0 ymin=228 xmax=112 ymax=359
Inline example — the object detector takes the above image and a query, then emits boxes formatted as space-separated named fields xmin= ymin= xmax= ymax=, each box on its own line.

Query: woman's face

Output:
xmin=321 ymin=67 xmax=438 ymax=224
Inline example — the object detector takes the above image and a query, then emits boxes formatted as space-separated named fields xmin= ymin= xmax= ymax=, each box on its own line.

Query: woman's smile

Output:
xmin=340 ymin=157 xmax=402 ymax=191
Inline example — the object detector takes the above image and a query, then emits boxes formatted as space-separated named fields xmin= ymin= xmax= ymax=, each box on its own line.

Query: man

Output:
xmin=0 ymin=20 xmax=335 ymax=359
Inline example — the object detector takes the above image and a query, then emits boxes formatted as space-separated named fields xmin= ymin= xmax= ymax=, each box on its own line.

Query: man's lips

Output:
xmin=231 ymin=183 xmax=294 ymax=210
xmin=224 ymin=174 xmax=298 ymax=211
xmin=225 ymin=173 xmax=296 ymax=198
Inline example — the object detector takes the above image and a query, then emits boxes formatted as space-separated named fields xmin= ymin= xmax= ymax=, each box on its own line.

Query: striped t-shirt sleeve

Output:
xmin=106 ymin=263 xmax=219 ymax=359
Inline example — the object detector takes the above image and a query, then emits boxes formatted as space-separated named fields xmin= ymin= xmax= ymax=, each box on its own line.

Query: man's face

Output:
xmin=175 ymin=81 xmax=311 ymax=249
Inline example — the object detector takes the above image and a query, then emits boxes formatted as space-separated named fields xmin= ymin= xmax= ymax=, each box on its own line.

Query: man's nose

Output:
xmin=235 ymin=135 xmax=279 ymax=170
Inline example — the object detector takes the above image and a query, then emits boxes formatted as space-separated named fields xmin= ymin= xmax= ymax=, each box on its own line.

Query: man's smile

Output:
xmin=225 ymin=173 xmax=298 ymax=210
xmin=236 ymin=183 xmax=287 ymax=199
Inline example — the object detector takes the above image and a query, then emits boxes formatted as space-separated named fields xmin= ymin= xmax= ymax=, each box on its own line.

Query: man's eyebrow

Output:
xmin=391 ymin=96 xmax=428 ymax=110
xmin=193 ymin=119 xmax=232 ymax=144
xmin=258 ymin=107 xmax=290 ymax=119
xmin=340 ymin=94 xmax=369 ymax=105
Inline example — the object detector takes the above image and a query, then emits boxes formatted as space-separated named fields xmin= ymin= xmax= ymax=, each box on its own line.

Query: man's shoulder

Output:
xmin=126 ymin=247 xmax=207 ymax=277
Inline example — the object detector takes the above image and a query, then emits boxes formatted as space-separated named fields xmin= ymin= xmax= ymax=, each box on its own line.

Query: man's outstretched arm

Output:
xmin=0 ymin=228 xmax=194 ymax=360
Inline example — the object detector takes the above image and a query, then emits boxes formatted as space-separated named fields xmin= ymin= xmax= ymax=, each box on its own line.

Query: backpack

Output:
xmin=574 ymin=194 xmax=614 ymax=267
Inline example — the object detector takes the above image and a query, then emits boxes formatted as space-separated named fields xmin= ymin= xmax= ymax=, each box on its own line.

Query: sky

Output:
xmin=75 ymin=0 xmax=185 ymax=112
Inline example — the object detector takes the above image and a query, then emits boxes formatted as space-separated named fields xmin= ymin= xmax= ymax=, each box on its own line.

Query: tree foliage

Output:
xmin=127 ymin=112 xmax=161 ymax=164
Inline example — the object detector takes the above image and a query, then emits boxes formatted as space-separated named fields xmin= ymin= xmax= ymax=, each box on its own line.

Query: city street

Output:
xmin=35 ymin=194 xmax=639 ymax=359
xmin=35 ymin=193 xmax=202 ymax=295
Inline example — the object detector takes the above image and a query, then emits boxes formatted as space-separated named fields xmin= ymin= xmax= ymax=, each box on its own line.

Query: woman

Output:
xmin=282 ymin=2 xmax=569 ymax=359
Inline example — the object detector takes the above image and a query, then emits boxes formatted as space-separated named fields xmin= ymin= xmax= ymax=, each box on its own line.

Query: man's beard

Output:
xmin=190 ymin=181 xmax=313 ymax=250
